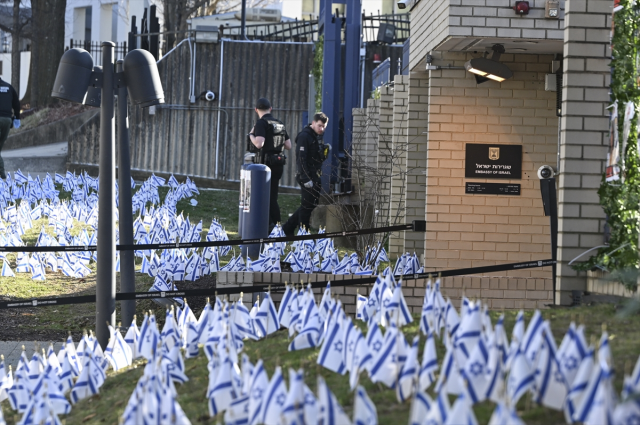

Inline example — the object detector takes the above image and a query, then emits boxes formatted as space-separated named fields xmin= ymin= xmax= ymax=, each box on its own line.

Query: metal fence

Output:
xmin=68 ymin=40 xmax=128 ymax=66
xmin=220 ymin=19 xmax=319 ymax=42
xmin=362 ymin=14 xmax=410 ymax=44
xmin=68 ymin=39 xmax=313 ymax=188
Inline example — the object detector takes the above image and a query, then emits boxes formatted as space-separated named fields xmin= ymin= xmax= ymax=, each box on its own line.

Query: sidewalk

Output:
xmin=0 ymin=341 xmax=65 ymax=370
xmin=2 ymin=141 xmax=68 ymax=179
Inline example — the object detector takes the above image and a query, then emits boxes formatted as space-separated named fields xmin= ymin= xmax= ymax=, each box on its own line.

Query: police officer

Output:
xmin=0 ymin=78 xmax=20 ymax=179
xmin=282 ymin=112 xmax=329 ymax=237
xmin=247 ymin=98 xmax=291 ymax=229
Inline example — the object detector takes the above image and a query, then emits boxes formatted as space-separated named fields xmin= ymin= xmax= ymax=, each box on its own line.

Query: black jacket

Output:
xmin=295 ymin=125 xmax=323 ymax=184
xmin=0 ymin=79 xmax=19 ymax=119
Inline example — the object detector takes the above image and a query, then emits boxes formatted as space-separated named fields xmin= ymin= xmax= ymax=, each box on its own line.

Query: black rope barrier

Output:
xmin=0 ymin=258 xmax=555 ymax=310
xmin=0 ymin=221 xmax=426 ymax=253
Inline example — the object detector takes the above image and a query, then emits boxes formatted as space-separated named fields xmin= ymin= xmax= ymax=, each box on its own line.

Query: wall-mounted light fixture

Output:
xmin=464 ymin=44 xmax=513 ymax=83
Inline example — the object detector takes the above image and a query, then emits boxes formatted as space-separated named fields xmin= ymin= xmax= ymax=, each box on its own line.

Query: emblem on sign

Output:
xmin=489 ymin=147 xmax=500 ymax=160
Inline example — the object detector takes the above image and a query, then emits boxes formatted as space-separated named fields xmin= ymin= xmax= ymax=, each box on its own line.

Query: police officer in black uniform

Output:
xmin=282 ymin=112 xmax=329 ymax=237
xmin=247 ymin=98 xmax=291 ymax=229
xmin=0 ymin=78 xmax=20 ymax=179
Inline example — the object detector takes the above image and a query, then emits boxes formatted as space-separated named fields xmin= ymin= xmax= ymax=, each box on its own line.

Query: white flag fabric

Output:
xmin=248 ymin=360 xmax=269 ymax=425
xmin=281 ymin=368 xmax=305 ymax=425
xmin=317 ymin=376 xmax=352 ymax=425
xmin=409 ymin=390 xmax=433 ymax=425
xmin=261 ymin=366 xmax=288 ymax=425
xmin=354 ymin=385 xmax=378 ymax=425
xmin=105 ymin=325 xmax=133 ymax=371
xmin=445 ymin=394 xmax=479 ymax=425
xmin=397 ymin=335 xmax=419 ymax=403
xmin=419 ymin=331 xmax=438 ymax=392
xmin=253 ymin=293 xmax=280 ymax=337
xmin=507 ymin=347 xmax=534 ymax=406
xmin=565 ymin=346 xmax=594 ymax=422
xmin=424 ymin=391 xmax=451 ymax=425
xmin=317 ymin=313 xmax=347 ymax=374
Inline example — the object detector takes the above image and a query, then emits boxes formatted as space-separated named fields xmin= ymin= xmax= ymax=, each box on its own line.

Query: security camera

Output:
xmin=205 ymin=91 xmax=216 ymax=101
xmin=397 ymin=0 xmax=415 ymax=10
xmin=537 ymin=165 xmax=555 ymax=179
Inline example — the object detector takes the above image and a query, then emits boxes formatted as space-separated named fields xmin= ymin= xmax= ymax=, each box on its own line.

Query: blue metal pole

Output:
xmin=320 ymin=9 xmax=342 ymax=193
xmin=342 ymin=0 xmax=361 ymax=192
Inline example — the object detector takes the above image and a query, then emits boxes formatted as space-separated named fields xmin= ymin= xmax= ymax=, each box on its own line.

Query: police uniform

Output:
xmin=253 ymin=113 xmax=289 ymax=227
xmin=282 ymin=124 xmax=325 ymax=236
xmin=0 ymin=79 xmax=19 ymax=179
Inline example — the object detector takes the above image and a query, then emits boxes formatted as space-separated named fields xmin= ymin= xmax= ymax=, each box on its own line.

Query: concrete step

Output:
xmin=2 ymin=141 xmax=68 ymax=178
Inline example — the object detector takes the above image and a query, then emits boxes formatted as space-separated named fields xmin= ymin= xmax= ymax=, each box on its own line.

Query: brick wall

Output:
xmin=217 ymin=271 xmax=552 ymax=313
xmin=404 ymin=72 xmax=430 ymax=257
xmin=409 ymin=0 xmax=450 ymax=71
xmin=410 ymin=0 xmax=566 ymax=72
xmin=389 ymin=76 xmax=410 ymax=258
xmin=556 ymin=0 xmax=611 ymax=305
xmin=423 ymin=51 xmax=556 ymax=290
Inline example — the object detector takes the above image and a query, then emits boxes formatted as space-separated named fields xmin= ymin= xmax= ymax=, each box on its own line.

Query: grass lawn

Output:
xmin=1 ymin=304 xmax=637 ymax=425
xmin=0 ymin=187 xmax=303 ymax=336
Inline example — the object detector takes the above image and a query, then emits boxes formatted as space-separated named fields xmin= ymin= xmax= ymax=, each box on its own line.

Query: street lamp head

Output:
xmin=123 ymin=49 xmax=165 ymax=108
xmin=51 ymin=48 xmax=94 ymax=104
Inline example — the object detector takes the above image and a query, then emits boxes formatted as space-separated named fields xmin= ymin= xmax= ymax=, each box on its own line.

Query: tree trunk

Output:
xmin=29 ymin=0 xmax=67 ymax=108
xmin=11 ymin=0 xmax=20 ymax=101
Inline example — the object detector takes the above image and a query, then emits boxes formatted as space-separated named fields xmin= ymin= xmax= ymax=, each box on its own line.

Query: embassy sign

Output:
xmin=465 ymin=144 xmax=522 ymax=180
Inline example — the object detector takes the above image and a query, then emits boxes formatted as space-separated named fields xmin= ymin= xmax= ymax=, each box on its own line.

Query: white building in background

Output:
xmin=64 ymin=0 xmax=150 ymax=47
xmin=273 ymin=0 xmax=401 ymax=21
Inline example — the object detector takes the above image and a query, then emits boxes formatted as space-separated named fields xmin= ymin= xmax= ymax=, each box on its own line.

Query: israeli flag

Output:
xmin=289 ymin=297 xmax=322 ymax=351
xmin=424 ymin=391 xmax=450 ymax=425
xmin=317 ymin=312 xmax=347 ymax=374
xmin=397 ymin=335 xmax=419 ymax=403
xmin=534 ymin=323 xmax=567 ymax=411
xmin=409 ymin=390 xmax=433 ymax=425
xmin=1 ymin=261 xmax=15 ymax=277
xmin=124 ymin=317 xmax=140 ymax=360
xmin=445 ymin=394 xmax=478 ymax=425
xmin=558 ymin=322 xmax=588 ymax=388
xmin=208 ymin=356 xmax=237 ymax=417
xmin=349 ymin=330 xmax=373 ymax=391
xmin=521 ymin=310 xmax=544 ymax=365
xmin=277 ymin=285 xmax=294 ymax=328
xmin=390 ymin=281 xmax=413 ymax=326
xmin=137 ymin=313 xmax=160 ymax=361
xmin=282 ymin=368 xmax=305 ymax=425
xmin=613 ymin=398 xmax=640 ymax=425
xmin=370 ymin=325 xmax=404 ymax=388
xmin=253 ymin=292 xmax=280 ymax=337
xmin=506 ymin=310 xmax=525 ymax=371
xmin=507 ymin=347 xmax=534 ymax=405
xmin=354 ymin=385 xmax=377 ymax=425
xmin=488 ymin=402 xmax=526 ymax=425
xmin=419 ymin=331 xmax=438 ymax=392
xmin=224 ymin=394 xmax=250 ymax=425
xmin=461 ymin=335 xmax=489 ymax=404
xmin=104 ymin=325 xmax=133 ymax=371
xmin=260 ymin=366 xmax=288 ymax=425
xmin=435 ymin=341 xmax=465 ymax=396
xmin=318 ymin=376 xmax=352 ymax=425
xmin=248 ymin=360 xmax=269 ymax=425
xmin=573 ymin=359 xmax=614 ymax=424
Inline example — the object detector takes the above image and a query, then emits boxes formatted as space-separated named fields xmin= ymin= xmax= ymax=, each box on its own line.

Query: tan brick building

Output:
xmin=356 ymin=0 xmax=612 ymax=307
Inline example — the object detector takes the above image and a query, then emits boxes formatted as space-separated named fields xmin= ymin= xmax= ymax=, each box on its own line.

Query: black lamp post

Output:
xmin=52 ymin=43 xmax=164 ymax=348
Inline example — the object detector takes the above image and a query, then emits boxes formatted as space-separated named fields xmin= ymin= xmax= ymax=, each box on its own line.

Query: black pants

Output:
xmin=282 ymin=179 xmax=320 ymax=236
xmin=268 ymin=163 xmax=284 ymax=227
